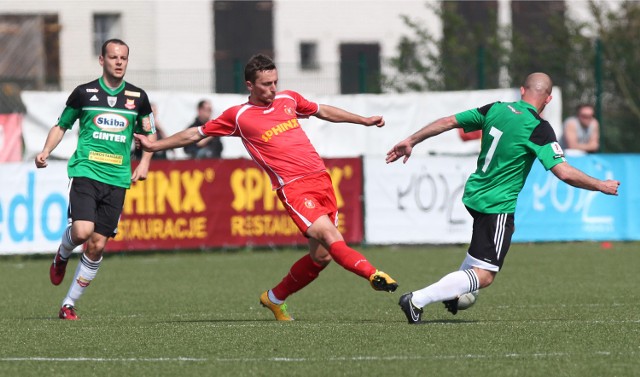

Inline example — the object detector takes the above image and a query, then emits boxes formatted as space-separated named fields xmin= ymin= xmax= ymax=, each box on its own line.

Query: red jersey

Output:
xmin=199 ymin=90 xmax=325 ymax=189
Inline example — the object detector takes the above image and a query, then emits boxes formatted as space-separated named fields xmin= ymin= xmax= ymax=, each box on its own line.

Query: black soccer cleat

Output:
xmin=443 ymin=298 xmax=459 ymax=315
xmin=398 ymin=293 xmax=423 ymax=324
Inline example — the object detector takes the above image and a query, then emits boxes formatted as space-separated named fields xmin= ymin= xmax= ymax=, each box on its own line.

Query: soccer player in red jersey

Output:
xmin=135 ymin=54 xmax=397 ymax=320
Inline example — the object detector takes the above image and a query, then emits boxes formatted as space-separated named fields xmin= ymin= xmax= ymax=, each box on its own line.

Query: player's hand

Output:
xmin=133 ymin=134 xmax=153 ymax=152
xmin=35 ymin=152 xmax=49 ymax=168
xmin=386 ymin=139 xmax=413 ymax=164
xmin=131 ymin=164 xmax=149 ymax=183
xmin=364 ymin=116 xmax=385 ymax=128
xmin=601 ymin=179 xmax=620 ymax=196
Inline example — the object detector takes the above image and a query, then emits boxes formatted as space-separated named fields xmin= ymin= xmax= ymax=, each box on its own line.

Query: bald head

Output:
xmin=521 ymin=72 xmax=553 ymax=113
xmin=523 ymin=73 xmax=553 ymax=96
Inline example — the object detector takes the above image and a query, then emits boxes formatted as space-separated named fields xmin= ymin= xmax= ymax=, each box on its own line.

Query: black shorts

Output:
xmin=68 ymin=177 xmax=126 ymax=238
xmin=466 ymin=206 xmax=515 ymax=271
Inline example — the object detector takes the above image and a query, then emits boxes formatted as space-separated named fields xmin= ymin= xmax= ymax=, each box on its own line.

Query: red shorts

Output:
xmin=277 ymin=171 xmax=339 ymax=234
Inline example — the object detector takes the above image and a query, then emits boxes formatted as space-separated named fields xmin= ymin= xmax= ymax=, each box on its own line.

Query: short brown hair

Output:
xmin=244 ymin=54 xmax=276 ymax=83
xmin=101 ymin=39 xmax=129 ymax=57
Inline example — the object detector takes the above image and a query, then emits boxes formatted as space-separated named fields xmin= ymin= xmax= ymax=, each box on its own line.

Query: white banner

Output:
xmin=0 ymin=162 xmax=70 ymax=254
xmin=21 ymin=88 xmax=563 ymax=161
xmin=364 ymin=155 xmax=477 ymax=244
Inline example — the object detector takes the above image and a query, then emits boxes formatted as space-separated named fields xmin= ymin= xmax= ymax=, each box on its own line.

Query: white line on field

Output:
xmin=217 ymin=350 xmax=636 ymax=363
xmin=0 ymin=357 xmax=206 ymax=362
xmin=1 ymin=351 xmax=635 ymax=363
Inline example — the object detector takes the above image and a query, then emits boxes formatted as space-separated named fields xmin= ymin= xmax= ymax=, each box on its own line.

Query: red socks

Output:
xmin=270 ymin=242 xmax=377 ymax=302
xmin=272 ymin=254 xmax=326 ymax=301
xmin=328 ymin=241 xmax=376 ymax=279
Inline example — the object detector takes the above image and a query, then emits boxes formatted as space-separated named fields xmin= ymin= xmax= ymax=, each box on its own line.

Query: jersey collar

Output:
xmin=518 ymin=100 xmax=538 ymax=113
xmin=99 ymin=77 xmax=126 ymax=95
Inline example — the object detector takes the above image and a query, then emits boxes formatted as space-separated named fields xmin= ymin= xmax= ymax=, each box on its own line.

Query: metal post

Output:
xmin=595 ymin=38 xmax=603 ymax=152
xmin=477 ymin=45 xmax=485 ymax=89
xmin=358 ymin=53 xmax=367 ymax=93
xmin=233 ymin=59 xmax=243 ymax=94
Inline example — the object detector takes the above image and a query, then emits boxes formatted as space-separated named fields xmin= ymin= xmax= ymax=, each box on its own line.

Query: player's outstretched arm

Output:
xmin=551 ymin=162 xmax=620 ymax=195
xmin=386 ymin=115 xmax=458 ymax=164
xmin=131 ymin=132 xmax=157 ymax=183
xmin=35 ymin=125 xmax=67 ymax=168
xmin=134 ymin=127 xmax=204 ymax=153
xmin=315 ymin=104 xmax=384 ymax=127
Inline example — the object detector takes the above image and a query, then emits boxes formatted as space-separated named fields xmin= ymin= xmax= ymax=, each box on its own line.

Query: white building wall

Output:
xmin=0 ymin=0 xmax=213 ymax=92
xmin=0 ymin=0 xmax=617 ymax=94
xmin=274 ymin=0 xmax=440 ymax=95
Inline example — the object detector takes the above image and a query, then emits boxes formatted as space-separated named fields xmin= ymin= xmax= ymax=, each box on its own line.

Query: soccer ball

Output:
xmin=457 ymin=290 xmax=479 ymax=310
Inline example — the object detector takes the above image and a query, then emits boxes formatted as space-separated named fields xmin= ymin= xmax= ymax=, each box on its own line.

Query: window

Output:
xmin=214 ymin=1 xmax=274 ymax=93
xmin=339 ymin=43 xmax=381 ymax=94
xmin=93 ymin=13 xmax=121 ymax=55
xmin=300 ymin=42 xmax=319 ymax=70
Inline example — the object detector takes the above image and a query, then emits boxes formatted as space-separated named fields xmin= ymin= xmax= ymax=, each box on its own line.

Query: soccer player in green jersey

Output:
xmin=35 ymin=39 xmax=157 ymax=320
xmin=386 ymin=73 xmax=620 ymax=324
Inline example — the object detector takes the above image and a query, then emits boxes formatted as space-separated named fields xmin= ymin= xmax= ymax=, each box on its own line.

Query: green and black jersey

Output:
xmin=57 ymin=77 xmax=155 ymax=188
xmin=455 ymin=100 xmax=566 ymax=214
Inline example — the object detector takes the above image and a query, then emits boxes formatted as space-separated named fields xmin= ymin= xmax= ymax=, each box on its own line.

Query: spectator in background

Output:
xmin=183 ymin=99 xmax=223 ymax=159
xmin=560 ymin=104 xmax=600 ymax=154
xmin=132 ymin=103 xmax=172 ymax=160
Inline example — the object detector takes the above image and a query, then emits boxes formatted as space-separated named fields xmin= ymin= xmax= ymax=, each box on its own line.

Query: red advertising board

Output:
xmin=0 ymin=113 xmax=23 ymax=162
xmin=108 ymin=158 xmax=363 ymax=252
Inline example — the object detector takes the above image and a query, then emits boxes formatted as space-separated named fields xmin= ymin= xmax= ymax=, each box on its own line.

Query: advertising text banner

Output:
xmin=108 ymin=158 xmax=363 ymax=251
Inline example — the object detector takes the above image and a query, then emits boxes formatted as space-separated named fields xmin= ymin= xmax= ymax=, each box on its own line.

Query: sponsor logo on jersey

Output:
xmin=90 ymin=95 xmax=99 ymax=101
xmin=93 ymin=113 xmax=129 ymax=132
xmin=125 ymin=99 xmax=136 ymax=110
xmin=261 ymin=118 xmax=300 ymax=142
xmin=107 ymin=96 xmax=117 ymax=107
xmin=86 ymin=88 xmax=99 ymax=93
xmin=304 ymin=198 xmax=315 ymax=209
xmin=89 ymin=151 xmax=124 ymax=165
xmin=551 ymin=141 xmax=565 ymax=158
xmin=142 ymin=115 xmax=155 ymax=133
xmin=284 ymin=106 xmax=295 ymax=116
xmin=125 ymin=90 xmax=140 ymax=98
xmin=92 ymin=131 xmax=128 ymax=143
xmin=507 ymin=105 xmax=522 ymax=115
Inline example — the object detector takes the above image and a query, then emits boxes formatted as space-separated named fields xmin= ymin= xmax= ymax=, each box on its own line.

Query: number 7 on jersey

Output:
xmin=481 ymin=127 xmax=503 ymax=172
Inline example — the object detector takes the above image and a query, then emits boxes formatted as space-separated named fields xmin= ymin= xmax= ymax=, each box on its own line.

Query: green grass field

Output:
xmin=0 ymin=242 xmax=638 ymax=377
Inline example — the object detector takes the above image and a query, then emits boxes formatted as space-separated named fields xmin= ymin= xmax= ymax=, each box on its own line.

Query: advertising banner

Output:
xmin=365 ymin=154 xmax=637 ymax=244
xmin=514 ymin=154 xmax=637 ymax=242
xmin=0 ymin=113 xmax=23 ymax=162
xmin=108 ymin=158 xmax=363 ymax=251
xmin=0 ymin=162 xmax=70 ymax=254
xmin=0 ymin=158 xmax=363 ymax=255
xmin=363 ymin=155 xmax=476 ymax=244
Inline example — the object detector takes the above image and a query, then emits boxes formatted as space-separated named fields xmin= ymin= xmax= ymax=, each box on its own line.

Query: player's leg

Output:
xmin=306 ymin=216 xmax=397 ymax=292
xmin=60 ymin=232 xmax=107 ymax=320
xmin=58 ymin=180 xmax=125 ymax=320
xmin=51 ymin=178 xmax=96 ymax=285
xmin=260 ymin=239 xmax=331 ymax=321
xmin=400 ymin=208 xmax=514 ymax=324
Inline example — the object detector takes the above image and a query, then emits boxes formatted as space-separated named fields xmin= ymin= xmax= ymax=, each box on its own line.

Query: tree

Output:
xmin=590 ymin=0 xmax=640 ymax=152
xmin=384 ymin=0 xmax=640 ymax=152
xmin=383 ymin=2 xmax=504 ymax=92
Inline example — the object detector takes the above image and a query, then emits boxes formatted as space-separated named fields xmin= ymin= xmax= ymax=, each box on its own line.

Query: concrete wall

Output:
xmin=0 ymin=0 xmax=615 ymax=93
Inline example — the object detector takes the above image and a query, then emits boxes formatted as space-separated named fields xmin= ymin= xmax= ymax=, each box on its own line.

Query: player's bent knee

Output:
xmin=474 ymin=268 xmax=497 ymax=288
xmin=312 ymin=253 xmax=332 ymax=266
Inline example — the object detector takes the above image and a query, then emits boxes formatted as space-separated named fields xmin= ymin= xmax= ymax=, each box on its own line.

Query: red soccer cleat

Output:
xmin=50 ymin=248 xmax=68 ymax=286
xmin=58 ymin=305 xmax=79 ymax=320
